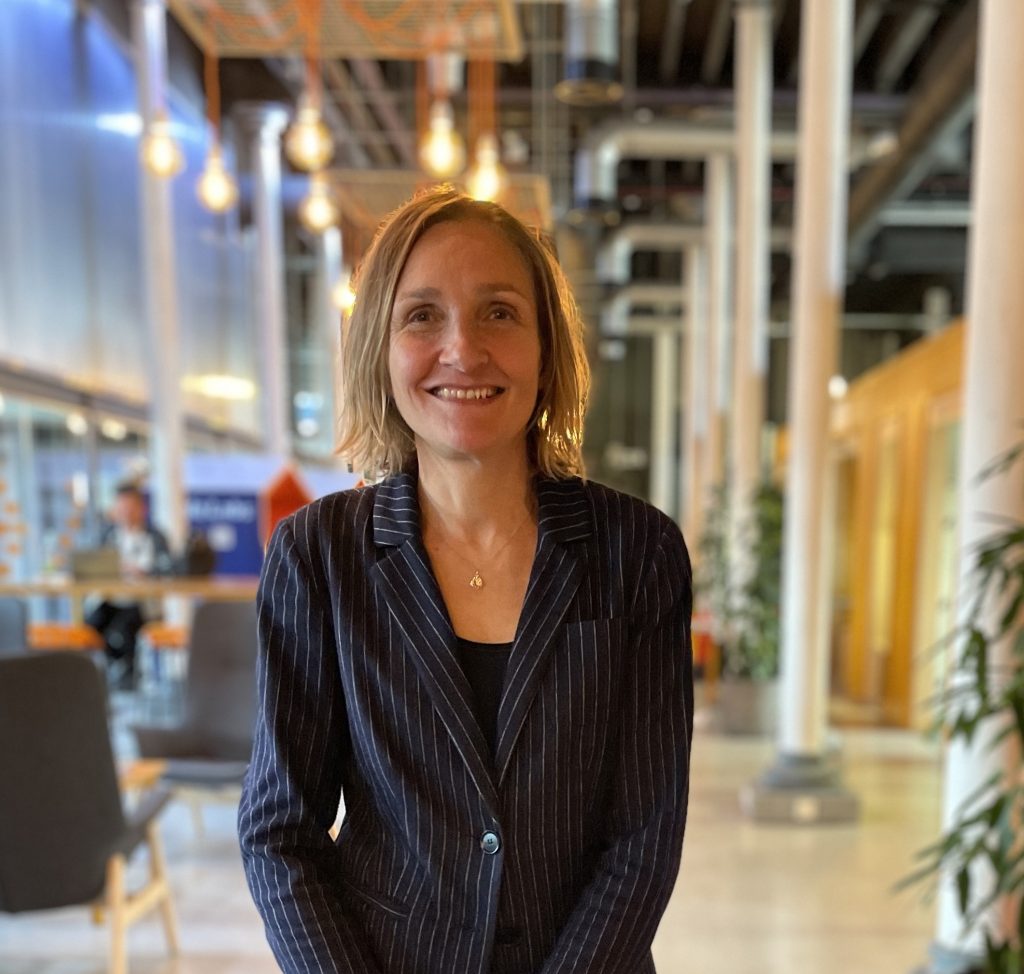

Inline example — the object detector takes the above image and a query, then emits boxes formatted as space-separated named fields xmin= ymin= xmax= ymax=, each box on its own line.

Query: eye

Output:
xmin=488 ymin=303 xmax=517 ymax=321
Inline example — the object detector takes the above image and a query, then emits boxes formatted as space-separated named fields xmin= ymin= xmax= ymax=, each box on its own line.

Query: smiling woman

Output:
xmin=238 ymin=187 xmax=695 ymax=974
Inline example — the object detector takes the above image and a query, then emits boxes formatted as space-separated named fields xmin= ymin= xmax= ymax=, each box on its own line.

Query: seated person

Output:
xmin=86 ymin=483 xmax=171 ymax=687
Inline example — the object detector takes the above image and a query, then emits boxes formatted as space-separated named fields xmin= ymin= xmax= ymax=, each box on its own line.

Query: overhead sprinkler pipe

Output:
xmin=573 ymin=120 xmax=800 ymax=208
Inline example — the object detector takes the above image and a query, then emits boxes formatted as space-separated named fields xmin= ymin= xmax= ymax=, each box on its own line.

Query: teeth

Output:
xmin=434 ymin=387 xmax=498 ymax=401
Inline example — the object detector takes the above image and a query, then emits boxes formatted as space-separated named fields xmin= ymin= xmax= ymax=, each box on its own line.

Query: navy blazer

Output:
xmin=239 ymin=473 xmax=693 ymax=974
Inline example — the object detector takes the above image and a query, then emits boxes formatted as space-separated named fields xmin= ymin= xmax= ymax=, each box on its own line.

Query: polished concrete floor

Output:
xmin=0 ymin=696 xmax=944 ymax=974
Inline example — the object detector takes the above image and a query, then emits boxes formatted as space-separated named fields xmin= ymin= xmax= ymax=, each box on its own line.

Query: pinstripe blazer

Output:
xmin=238 ymin=472 xmax=693 ymax=974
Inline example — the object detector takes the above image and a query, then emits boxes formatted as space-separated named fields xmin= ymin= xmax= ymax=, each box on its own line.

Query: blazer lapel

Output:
xmin=370 ymin=475 xmax=498 ymax=810
xmin=494 ymin=477 xmax=594 ymax=786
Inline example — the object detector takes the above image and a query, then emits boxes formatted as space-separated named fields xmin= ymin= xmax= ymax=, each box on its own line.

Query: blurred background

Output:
xmin=1 ymin=0 xmax=1022 ymax=972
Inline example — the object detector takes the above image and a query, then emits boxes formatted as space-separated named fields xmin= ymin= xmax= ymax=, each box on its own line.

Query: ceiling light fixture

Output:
xmin=466 ymin=133 xmax=507 ymax=202
xmin=284 ymin=95 xmax=334 ymax=172
xmin=140 ymin=109 xmax=184 ymax=178
xmin=197 ymin=39 xmax=238 ymax=213
xmin=420 ymin=99 xmax=466 ymax=179
xmin=298 ymin=172 xmax=340 ymax=233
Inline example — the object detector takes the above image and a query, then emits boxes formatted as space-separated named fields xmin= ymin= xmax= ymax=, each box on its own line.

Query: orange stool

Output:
xmin=27 ymin=622 xmax=104 ymax=652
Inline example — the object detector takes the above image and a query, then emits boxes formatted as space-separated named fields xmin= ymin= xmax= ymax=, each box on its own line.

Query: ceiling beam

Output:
xmin=874 ymin=4 xmax=941 ymax=93
xmin=847 ymin=0 xmax=978 ymax=250
xmin=659 ymin=0 xmax=691 ymax=82
xmin=701 ymin=0 xmax=733 ymax=86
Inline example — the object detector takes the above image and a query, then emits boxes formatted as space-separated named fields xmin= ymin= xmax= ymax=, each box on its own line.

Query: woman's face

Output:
xmin=387 ymin=218 xmax=542 ymax=469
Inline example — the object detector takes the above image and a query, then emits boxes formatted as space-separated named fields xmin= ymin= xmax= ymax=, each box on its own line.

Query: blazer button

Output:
xmin=480 ymin=830 xmax=501 ymax=855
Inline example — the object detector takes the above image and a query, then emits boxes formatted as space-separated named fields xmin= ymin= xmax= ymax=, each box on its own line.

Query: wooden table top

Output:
xmin=0 ymin=575 xmax=259 ymax=601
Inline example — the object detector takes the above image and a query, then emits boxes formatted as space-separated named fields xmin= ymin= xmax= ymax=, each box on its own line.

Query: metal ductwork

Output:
xmin=596 ymin=220 xmax=793 ymax=284
xmin=574 ymin=120 xmax=799 ymax=208
xmin=600 ymin=283 xmax=685 ymax=335
xmin=555 ymin=0 xmax=624 ymax=107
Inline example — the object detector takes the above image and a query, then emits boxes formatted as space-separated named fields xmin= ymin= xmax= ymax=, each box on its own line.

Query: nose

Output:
xmin=439 ymin=315 xmax=488 ymax=371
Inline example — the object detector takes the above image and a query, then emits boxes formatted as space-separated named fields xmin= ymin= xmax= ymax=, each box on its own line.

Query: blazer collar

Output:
xmin=371 ymin=471 xmax=594 ymax=549
xmin=370 ymin=470 xmax=593 ymax=804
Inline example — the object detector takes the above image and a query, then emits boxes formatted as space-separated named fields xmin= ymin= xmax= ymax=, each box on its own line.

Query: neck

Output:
xmin=416 ymin=450 xmax=535 ymax=542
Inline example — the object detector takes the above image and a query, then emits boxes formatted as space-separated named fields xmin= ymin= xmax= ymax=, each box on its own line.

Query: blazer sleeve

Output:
xmin=540 ymin=522 xmax=694 ymax=974
xmin=238 ymin=514 xmax=384 ymax=974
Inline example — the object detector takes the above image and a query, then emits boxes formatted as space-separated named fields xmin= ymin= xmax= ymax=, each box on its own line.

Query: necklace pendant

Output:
xmin=469 ymin=571 xmax=484 ymax=590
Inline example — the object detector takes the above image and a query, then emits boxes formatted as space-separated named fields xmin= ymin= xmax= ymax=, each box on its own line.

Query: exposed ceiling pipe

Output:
xmin=574 ymin=120 xmax=799 ymax=208
xmin=601 ymin=283 xmax=685 ymax=335
xmin=596 ymin=220 xmax=792 ymax=284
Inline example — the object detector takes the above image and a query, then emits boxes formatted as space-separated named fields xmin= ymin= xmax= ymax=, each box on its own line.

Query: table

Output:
xmin=0 ymin=575 xmax=259 ymax=602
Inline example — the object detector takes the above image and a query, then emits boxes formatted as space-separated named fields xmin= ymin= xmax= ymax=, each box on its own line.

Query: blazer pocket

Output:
xmin=338 ymin=875 xmax=412 ymax=918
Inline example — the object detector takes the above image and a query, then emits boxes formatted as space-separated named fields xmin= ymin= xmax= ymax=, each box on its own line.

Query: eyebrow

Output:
xmin=395 ymin=283 xmax=529 ymax=302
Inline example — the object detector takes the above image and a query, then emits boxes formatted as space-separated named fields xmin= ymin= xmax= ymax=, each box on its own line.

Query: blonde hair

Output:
xmin=337 ymin=187 xmax=590 ymax=479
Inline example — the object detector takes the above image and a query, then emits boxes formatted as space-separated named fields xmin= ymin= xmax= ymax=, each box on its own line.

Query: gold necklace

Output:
xmin=433 ymin=509 xmax=534 ymax=591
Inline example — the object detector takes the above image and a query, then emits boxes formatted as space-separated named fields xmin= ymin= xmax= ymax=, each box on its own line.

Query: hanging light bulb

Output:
xmin=331 ymin=270 xmax=357 ymax=313
xmin=466 ymin=133 xmax=507 ymax=202
xmin=284 ymin=96 xmax=334 ymax=172
xmin=196 ymin=141 xmax=238 ymax=212
xmin=419 ymin=100 xmax=466 ymax=179
xmin=298 ymin=173 xmax=340 ymax=233
xmin=140 ymin=110 xmax=184 ymax=178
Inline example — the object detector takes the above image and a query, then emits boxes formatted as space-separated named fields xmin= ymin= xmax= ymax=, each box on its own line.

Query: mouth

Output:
xmin=429 ymin=386 xmax=503 ymax=402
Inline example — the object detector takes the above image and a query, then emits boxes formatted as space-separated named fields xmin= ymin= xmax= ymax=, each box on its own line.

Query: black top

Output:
xmin=456 ymin=637 xmax=513 ymax=762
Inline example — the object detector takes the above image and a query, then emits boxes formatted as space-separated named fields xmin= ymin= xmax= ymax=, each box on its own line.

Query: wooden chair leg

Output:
xmin=146 ymin=823 xmax=180 ymax=955
xmin=106 ymin=853 xmax=128 ymax=974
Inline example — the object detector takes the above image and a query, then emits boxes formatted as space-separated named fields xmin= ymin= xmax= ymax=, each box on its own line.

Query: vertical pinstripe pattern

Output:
xmin=239 ymin=473 xmax=693 ymax=974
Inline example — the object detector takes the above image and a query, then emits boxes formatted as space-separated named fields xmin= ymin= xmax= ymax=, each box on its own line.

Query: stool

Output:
xmin=27 ymin=622 xmax=104 ymax=653
xmin=138 ymin=622 xmax=189 ymax=721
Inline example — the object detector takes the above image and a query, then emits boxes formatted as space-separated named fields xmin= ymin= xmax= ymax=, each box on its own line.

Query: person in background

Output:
xmin=239 ymin=187 xmax=694 ymax=974
xmin=86 ymin=482 xmax=171 ymax=687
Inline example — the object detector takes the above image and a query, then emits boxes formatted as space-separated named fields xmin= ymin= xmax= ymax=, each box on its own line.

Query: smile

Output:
xmin=430 ymin=386 xmax=502 ymax=401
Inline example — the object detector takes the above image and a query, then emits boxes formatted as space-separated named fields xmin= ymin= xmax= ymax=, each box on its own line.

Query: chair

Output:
xmin=131 ymin=600 xmax=259 ymax=835
xmin=0 ymin=653 xmax=178 ymax=974
xmin=0 ymin=596 xmax=28 ymax=655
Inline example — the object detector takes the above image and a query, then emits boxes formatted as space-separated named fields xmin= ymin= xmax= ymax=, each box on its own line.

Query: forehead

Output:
xmin=399 ymin=218 xmax=533 ymax=285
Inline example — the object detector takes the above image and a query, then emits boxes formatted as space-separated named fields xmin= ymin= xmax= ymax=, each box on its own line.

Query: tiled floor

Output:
xmin=0 ymin=698 xmax=944 ymax=974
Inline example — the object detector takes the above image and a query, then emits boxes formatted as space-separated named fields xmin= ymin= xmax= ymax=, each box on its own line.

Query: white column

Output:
xmin=238 ymin=103 xmax=291 ymax=459
xmin=318 ymin=227 xmax=343 ymax=455
xmin=778 ymin=0 xmax=854 ymax=758
xmin=650 ymin=329 xmax=678 ymax=517
xmin=133 ymin=0 xmax=186 ymax=553
xmin=680 ymin=245 xmax=708 ymax=543
xmin=729 ymin=0 xmax=773 ymax=582
xmin=704 ymin=152 xmax=733 ymax=498
xmin=935 ymin=0 xmax=1024 ymax=960
xmin=741 ymin=0 xmax=859 ymax=824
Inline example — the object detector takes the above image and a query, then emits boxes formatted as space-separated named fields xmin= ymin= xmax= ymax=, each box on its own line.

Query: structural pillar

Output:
xmin=680 ymin=244 xmax=708 ymax=544
xmin=741 ymin=0 xmax=859 ymax=823
xmin=729 ymin=0 xmax=773 ymax=592
xmin=317 ymin=226 xmax=344 ymax=457
xmin=133 ymin=0 xmax=186 ymax=553
xmin=236 ymin=103 xmax=291 ymax=459
xmin=930 ymin=0 xmax=1024 ymax=967
xmin=704 ymin=153 xmax=733 ymax=502
xmin=649 ymin=329 xmax=678 ymax=518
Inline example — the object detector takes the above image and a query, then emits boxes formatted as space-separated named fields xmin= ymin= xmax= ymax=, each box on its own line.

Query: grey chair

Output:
xmin=0 ymin=653 xmax=178 ymax=974
xmin=131 ymin=600 xmax=259 ymax=833
xmin=0 ymin=596 xmax=28 ymax=656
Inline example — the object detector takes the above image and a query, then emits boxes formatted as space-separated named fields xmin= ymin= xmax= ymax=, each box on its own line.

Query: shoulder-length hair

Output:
xmin=336 ymin=186 xmax=590 ymax=479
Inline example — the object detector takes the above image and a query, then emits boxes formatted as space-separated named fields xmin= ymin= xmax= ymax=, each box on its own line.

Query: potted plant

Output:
xmin=899 ymin=442 xmax=1024 ymax=974
xmin=697 ymin=478 xmax=784 ymax=734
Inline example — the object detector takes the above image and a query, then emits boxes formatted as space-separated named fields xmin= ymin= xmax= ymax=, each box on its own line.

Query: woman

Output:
xmin=239 ymin=187 xmax=693 ymax=974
